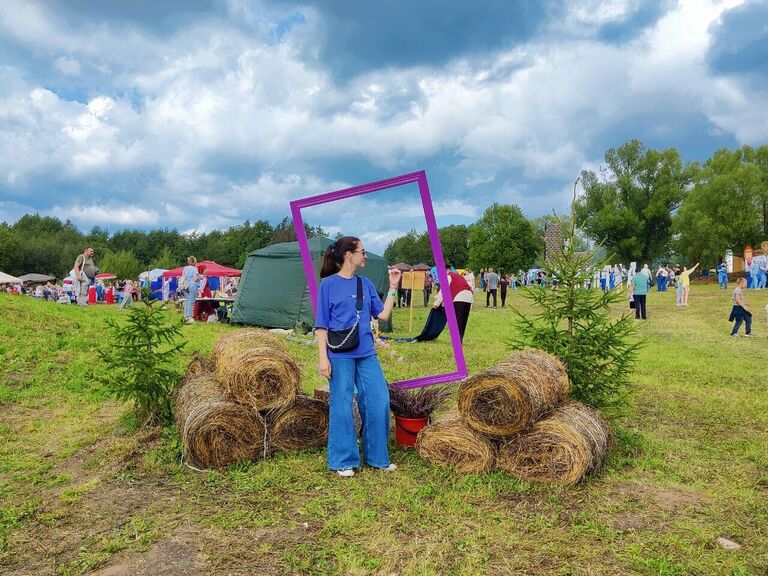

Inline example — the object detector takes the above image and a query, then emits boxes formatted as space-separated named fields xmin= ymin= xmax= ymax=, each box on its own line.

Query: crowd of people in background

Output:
xmin=1 ymin=248 xmax=238 ymax=324
xmin=4 ymin=245 xmax=762 ymax=338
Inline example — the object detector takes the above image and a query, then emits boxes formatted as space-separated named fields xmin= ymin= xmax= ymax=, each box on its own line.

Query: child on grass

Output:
xmin=729 ymin=278 xmax=753 ymax=337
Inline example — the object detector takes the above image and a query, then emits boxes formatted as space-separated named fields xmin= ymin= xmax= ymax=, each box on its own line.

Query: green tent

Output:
xmin=231 ymin=237 xmax=390 ymax=330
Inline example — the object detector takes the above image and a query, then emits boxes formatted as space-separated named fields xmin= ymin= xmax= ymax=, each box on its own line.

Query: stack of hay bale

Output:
xmin=175 ymin=329 xmax=329 ymax=470
xmin=415 ymin=349 xmax=612 ymax=484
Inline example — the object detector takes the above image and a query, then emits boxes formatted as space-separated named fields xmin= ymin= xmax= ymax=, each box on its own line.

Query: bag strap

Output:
xmin=355 ymin=275 xmax=363 ymax=312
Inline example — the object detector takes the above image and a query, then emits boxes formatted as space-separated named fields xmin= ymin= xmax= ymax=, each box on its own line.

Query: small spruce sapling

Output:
xmin=508 ymin=179 xmax=643 ymax=409
xmin=98 ymin=286 xmax=186 ymax=424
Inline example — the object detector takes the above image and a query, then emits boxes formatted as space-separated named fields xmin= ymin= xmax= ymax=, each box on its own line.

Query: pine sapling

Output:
xmin=98 ymin=286 xmax=186 ymax=424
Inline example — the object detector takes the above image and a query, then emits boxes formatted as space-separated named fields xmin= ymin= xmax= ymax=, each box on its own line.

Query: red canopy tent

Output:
xmin=161 ymin=260 xmax=242 ymax=278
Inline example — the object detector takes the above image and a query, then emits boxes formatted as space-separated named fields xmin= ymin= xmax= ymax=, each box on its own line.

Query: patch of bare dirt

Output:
xmin=89 ymin=525 xmax=200 ymax=576
xmin=616 ymin=480 xmax=708 ymax=513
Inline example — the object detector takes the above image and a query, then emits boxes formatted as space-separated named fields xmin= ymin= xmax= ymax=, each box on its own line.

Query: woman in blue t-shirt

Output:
xmin=315 ymin=236 xmax=401 ymax=477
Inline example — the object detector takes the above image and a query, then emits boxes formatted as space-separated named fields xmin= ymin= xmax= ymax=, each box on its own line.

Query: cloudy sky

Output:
xmin=0 ymin=0 xmax=766 ymax=252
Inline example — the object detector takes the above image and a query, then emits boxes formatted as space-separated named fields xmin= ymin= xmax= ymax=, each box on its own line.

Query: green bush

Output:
xmin=97 ymin=287 xmax=186 ymax=424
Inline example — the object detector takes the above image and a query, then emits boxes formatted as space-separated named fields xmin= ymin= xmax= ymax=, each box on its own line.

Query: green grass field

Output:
xmin=1 ymin=285 xmax=767 ymax=575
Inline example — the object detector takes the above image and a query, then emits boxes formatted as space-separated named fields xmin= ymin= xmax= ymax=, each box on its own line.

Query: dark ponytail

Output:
xmin=320 ymin=236 xmax=360 ymax=278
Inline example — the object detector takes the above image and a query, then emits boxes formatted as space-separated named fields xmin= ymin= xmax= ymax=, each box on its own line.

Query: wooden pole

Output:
xmin=409 ymin=288 xmax=414 ymax=332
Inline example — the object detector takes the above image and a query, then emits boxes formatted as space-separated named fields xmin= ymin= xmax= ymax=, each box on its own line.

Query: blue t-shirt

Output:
xmin=316 ymin=274 xmax=384 ymax=358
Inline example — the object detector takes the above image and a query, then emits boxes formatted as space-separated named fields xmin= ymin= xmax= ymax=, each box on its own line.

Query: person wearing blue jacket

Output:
xmin=716 ymin=259 xmax=728 ymax=290
xmin=315 ymin=236 xmax=401 ymax=478
xmin=749 ymin=258 xmax=760 ymax=290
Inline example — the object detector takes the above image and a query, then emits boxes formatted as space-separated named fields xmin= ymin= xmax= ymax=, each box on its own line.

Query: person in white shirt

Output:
xmin=463 ymin=269 xmax=475 ymax=290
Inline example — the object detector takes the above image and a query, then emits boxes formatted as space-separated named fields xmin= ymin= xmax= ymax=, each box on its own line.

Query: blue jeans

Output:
xmin=184 ymin=283 xmax=199 ymax=318
xmin=759 ymin=271 xmax=767 ymax=289
xmin=328 ymin=355 xmax=391 ymax=470
xmin=718 ymin=272 xmax=728 ymax=290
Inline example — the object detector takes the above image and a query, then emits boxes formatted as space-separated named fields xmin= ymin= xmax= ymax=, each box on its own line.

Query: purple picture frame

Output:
xmin=289 ymin=170 xmax=468 ymax=389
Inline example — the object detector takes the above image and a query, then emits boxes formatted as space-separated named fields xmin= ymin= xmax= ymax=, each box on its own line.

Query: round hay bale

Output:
xmin=415 ymin=410 xmax=496 ymax=474
xmin=496 ymin=401 xmax=612 ymax=485
xmin=457 ymin=349 xmax=569 ymax=436
xmin=213 ymin=344 xmax=301 ymax=411
xmin=267 ymin=394 xmax=329 ymax=452
xmin=187 ymin=353 xmax=212 ymax=376
xmin=176 ymin=373 xmax=267 ymax=470
xmin=210 ymin=329 xmax=286 ymax=362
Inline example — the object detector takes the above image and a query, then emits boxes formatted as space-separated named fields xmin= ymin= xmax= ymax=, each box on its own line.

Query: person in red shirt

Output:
xmin=432 ymin=264 xmax=473 ymax=341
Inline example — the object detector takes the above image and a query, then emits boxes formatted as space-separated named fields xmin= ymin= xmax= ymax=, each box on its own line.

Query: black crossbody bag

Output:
xmin=326 ymin=276 xmax=363 ymax=352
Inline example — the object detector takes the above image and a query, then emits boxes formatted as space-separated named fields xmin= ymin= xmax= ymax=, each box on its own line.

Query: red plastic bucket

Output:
xmin=394 ymin=415 xmax=430 ymax=447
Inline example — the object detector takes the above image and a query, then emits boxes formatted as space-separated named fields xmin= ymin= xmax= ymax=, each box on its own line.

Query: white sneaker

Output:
xmin=336 ymin=469 xmax=355 ymax=477
xmin=378 ymin=463 xmax=397 ymax=472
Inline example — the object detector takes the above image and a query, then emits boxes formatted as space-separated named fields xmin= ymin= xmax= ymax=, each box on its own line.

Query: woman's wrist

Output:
xmin=389 ymin=284 xmax=398 ymax=289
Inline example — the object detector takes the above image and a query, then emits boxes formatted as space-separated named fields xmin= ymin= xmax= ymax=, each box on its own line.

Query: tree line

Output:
xmin=3 ymin=139 xmax=765 ymax=280
xmin=387 ymin=140 xmax=768 ymax=272
xmin=0 ymin=215 xmax=326 ymax=280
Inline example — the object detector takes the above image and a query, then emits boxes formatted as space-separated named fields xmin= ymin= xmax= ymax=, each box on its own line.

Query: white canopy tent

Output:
xmin=0 ymin=271 xmax=23 ymax=283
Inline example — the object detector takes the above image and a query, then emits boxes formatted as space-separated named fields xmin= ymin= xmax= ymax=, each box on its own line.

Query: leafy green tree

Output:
xmin=100 ymin=250 xmax=143 ymax=280
xmin=468 ymin=203 xmax=541 ymax=273
xmin=0 ymin=225 xmax=22 ymax=275
xmin=509 ymin=190 xmax=642 ymax=409
xmin=673 ymin=147 xmax=764 ymax=266
xmin=12 ymin=214 xmax=67 ymax=237
xmin=383 ymin=229 xmax=432 ymax=264
xmin=269 ymin=217 xmax=325 ymax=245
xmin=575 ymin=139 xmax=693 ymax=263
xmin=748 ymin=145 xmax=768 ymax=239
xmin=97 ymin=288 xmax=185 ymax=424
xmin=437 ymin=225 xmax=469 ymax=267
xmin=149 ymin=247 xmax=178 ymax=271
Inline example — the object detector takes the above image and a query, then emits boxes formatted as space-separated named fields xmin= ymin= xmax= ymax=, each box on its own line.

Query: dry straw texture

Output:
xmin=496 ymin=401 xmax=612 ymax=485
xmin=457 ymin=349 xmax=570 ymax=436
xmin=415 ymin=410 xmax=496 ymax=474
xmin=175 ymin=373 xmax=267 ymax=470
xmin=210 ymin=329 xmax=287 ymax=360
xmin=267 ymin=394 xmax=329 ymax=453
xmin=212 ymin=330 xmax=301 ymax=411
xmin=187 ymin=354 xmax=212 ymax=376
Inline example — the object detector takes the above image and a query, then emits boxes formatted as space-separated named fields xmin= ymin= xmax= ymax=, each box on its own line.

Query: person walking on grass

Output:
xmin=315 ymin=236 xmax=401 ymax=478
xmin=717 ymin=259 xmax=728 ymax=290
xmin=678 ymin=262 xmax=700 ymax=306
xmin=729 ymin=278 xmax=753 ymax=337
xmin=656 ymin=264 xmax=668 ymax=292
xmin=631 ymin=267 xmax=650 ymax=320
xmin=485 ymin=267 xmax=499 ymax=308
xmin=182 ymin=256 xmax=203 ymax=323
xmin=499 ymin=274 xmax=509 ymax=307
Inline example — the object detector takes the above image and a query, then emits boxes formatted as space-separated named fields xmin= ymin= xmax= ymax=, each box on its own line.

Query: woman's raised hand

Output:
xmin=388 ymin=267 xmax=402 ymax=287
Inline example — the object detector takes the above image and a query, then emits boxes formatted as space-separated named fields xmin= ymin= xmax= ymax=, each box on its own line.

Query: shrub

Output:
xmin=97 ymin=287 xmax=186 ymax=424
